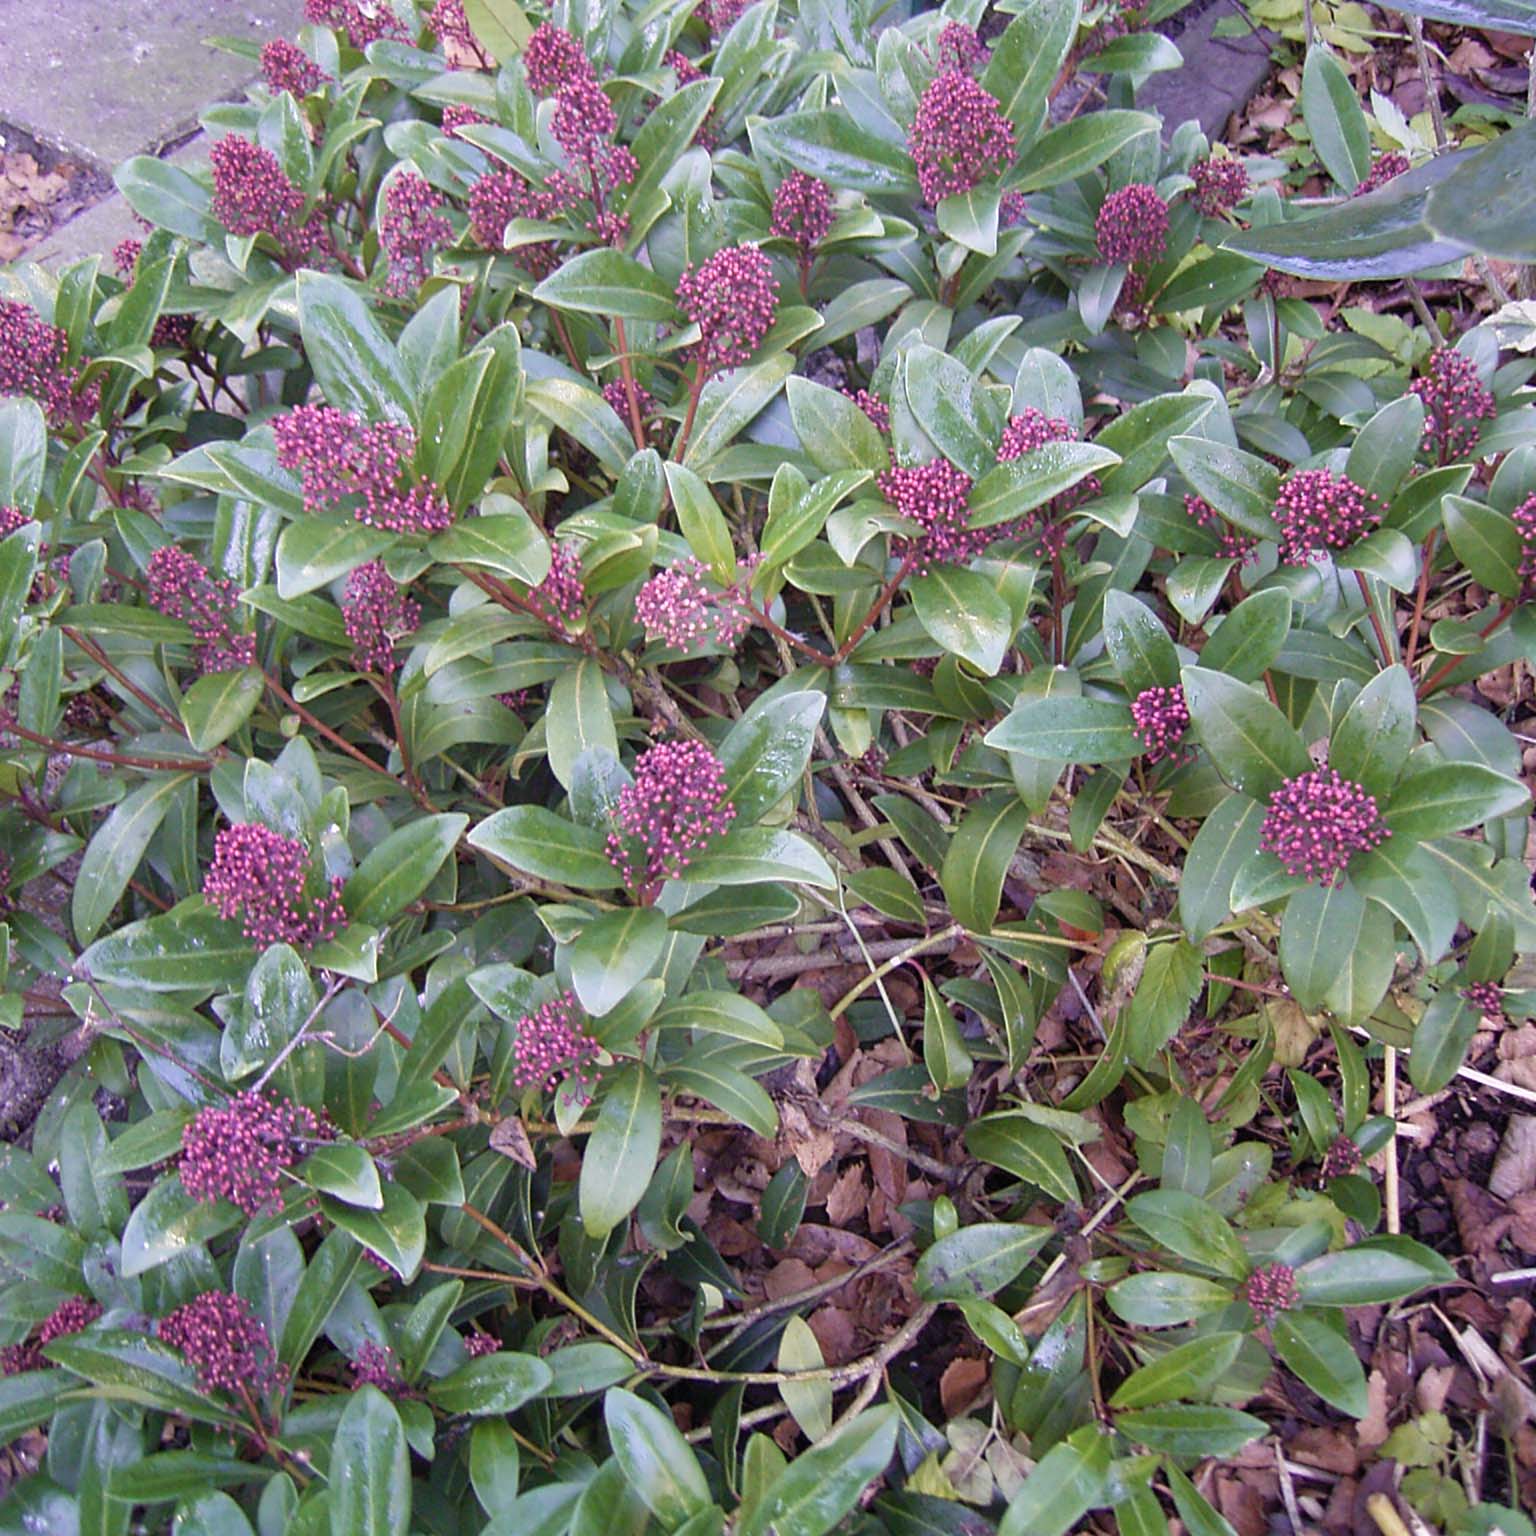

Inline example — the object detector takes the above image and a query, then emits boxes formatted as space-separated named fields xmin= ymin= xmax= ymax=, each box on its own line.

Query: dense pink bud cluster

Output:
xmin=526 ymin=542 xmax=585 ymax=629
xmin=1515 ymin=495 xmax=1536 ymax=590
xmin=442 ymin=104 xmax=490 ymax=139
xmin=1354 ymin=152 xmax=1411 ymax=198
xmin=112 ymin=238 xmax=142 ymax=276
xmin=1242 ymin=1262 xmax=1299 ymax=1325
xmin=160 ymin=1291 xmax=280 ymax=1395
xmin=1189 ymin=156 xmax=1248 ymax=217
xmin=607 ymin=739 xmax=736 ymax=891
xmin=677 ymin=244 xmax=779 ymax=375
xmin=699 ymin=0 xmax=752 ymax=33
xmin=522 ymin=23 xmax=588 ymax=93
xmin=261 ymin=38 xmax=329 ymax=96
xmin=343 ymin=560 xmax=419 ymax=673
xmin=934 ymin=21 xmax=990 ymax=71
xmin=110 ymin=243 xmax=196 ymax=348
xmin=209 ymin=135 xmax=324 ymax=256
xmin=909 ymin=71 xmax=1015 ymax=205
xmin=180 ymin=1089 xmax=330 ymax=1215
xmin=1096 ymin=184 xmax=1169 ymax=267
xmin=467 ymin=169 xmax=572 ymax=274
xmin=1321 ymin=1134 xmax=1361 ymax=1179
xmin=1273 ymin=469 xmax=1381 ymax=565
xmin=0 ymin=1296 xmax=101 ymax=1375
xmin=995 ymin=408 xmax=1101 ymax=556
xmin=602 ymin=379 xmax=658 ymax=431
xmin=511 ymin=990 xmax=601 ymax=1101
xmin=999 ymin=189 xmax=1028 ymax=226
xmin=1259 ymin=768 xmax=1389 ymax=885
xmin=464 ymin=1331 xmax=500 ymax=1357
xmin=846 ymin=388 xmax=890 ymax=432
xmin=351 ymin=1342 xmax=409 ymax=1395
xmin=1130 ymin=685 xmax=1190 ymax=765
xmin=0 ymin=506 xmax=33 ymax=538
xmin=1184 ymin=493 xmax=1257 ymax=564
xmin=552 ymin=75 xmax=618 ymax=175
xmin=770 ymin=172 xmax=834 ymax=257
xmin=665 ymin=52 xmax=719 ymax=148
xmin=636 ymin=557 xmax=753 ymax=649
xmin=1408 ymin=348 xmax=1495 ymax=462
xmin=145 ymin=546 xmax=256 ymax=674
xmin=1462 ymin=980 xmax=1507 ymax=1021
xmin=203 ymin=822 xmax=348 ymax=950
xmin=303 ymin=0 xmax=408 ymax=49
xmin=274 ymin=405 xmax=452 ymax=535
xmin=427 ymin=0 xmax=478 ymax=49
xmin=0 ymin=298 xmax=99 ymax=428
xmin=878 ymin=459 xmax=979 ymax=570
xmin=380 ymin=174 xmax=452 ymax=296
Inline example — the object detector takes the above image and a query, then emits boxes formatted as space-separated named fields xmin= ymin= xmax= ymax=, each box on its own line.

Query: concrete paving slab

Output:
xmin=0 ymin=0 xmax=305 ymax=169
xmin=1141 ymin=6 xmax=1276 ymax=140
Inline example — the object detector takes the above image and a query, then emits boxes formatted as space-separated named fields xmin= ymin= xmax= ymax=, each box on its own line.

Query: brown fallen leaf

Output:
xmin=939 ymin=1356 xmax=989 ymax=1418
xmin=1490 ymin=1114 xmax=1536 ymax=1200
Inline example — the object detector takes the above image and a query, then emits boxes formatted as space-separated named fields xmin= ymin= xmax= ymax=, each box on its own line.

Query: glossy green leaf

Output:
xmin=344 ymin=813 xmax=467 ymax=926
xmin=297 ymin=272 xmax=412 ymax=427
xmin=469 ymin=804 xmax=623 ymax=890
xmin=1301 ymin=45 xmax=1372 ymax=191
xmin=1272 ymin=1310 xmax=1369 ymax=1417
xmin=531 ymin=248 xmax=679 ymax=320
xmin=1295 ymin=1234 xmax=1455 ymax=1304
xmin=580 ymin=1062 xmax=662 ymax=1239
xmin=330 ymin=1387 xmax=411 ymax=1536
xmin=940 ymin=792 xmax=1032 ymax=934
xmin=910 ymin=565 xmax=1012 ymax=675
xmin=1182 ymin=665 xmax=1311 ymax=799
xmin=915 ymin=1223 xmax=1051 ymax=1301
xmin=429 ymin=1352 xmax=553 ymax=1416
xmin=72 ymin=774 xmax=193 ymax=944
xmin=569 ymin=907 xmax=666 ymax=1017
xmin=735 ymin=1406 xmax=899 ymax=1536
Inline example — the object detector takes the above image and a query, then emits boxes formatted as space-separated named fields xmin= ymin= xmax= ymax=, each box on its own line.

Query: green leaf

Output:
xmin=1125 ymin=1190 xmax=1249 ymax=1280
xmin=1011 ymin=112 xmax=1160 ymax=191
xmin=965 ymin=1115 xmax=1078 ymax=1203
xmin=301 ymin=1144 xmax=382 ymax=1209
xmin=1115 ymin=1403 xmax=1267 ymax=1458
xmin=1125 ymin=938 xmax=1205 ymax=1064
xmin=118 ymin=1175 xmax=239 ymax=1276
xmin=920 ymin=970 xmax=973 ymax=1092
xmin=665 ymin=463 xmax=737 ymax=583
xmin=0 ymin=397 xmax=47 ymax=510
xmin=651 ymin=992 xmax=782 ymax=1047
xmin=546 ymin=659 xmax=618 ymax=791
xmin=1199 ymin=590 xmax=1292 ymax=684
xmin=1301 ymin=45 xmax=1372 ymax=190
xmin=275 ymin=517 xmax=396 ymax=600
xmin=1106 ymin=1272 xmax=1237 ymax=1327
xmin=1425 ymin=115 xmax=1536 ymax=260
xmin=468 ymin=805 xmax=622 ymax=890
xmin=1352 ymin=841 xmax=1458 ymax=964
xmin=1108 ymin=1332 xmax=1245 ymax=1409
xmin=1102 ymin=590 xmax=1179 ymax=696
xmin=531 ymin=248 xmax=681 ymax=321
xmin=1280 ymin=879 xmax=1366 ymax=1012
xmin=735 ymin=1406 xmax=899 ymax=1536
xmin=0 ymin=1370 xmax=73 ymax=1449
xmin=605 ymin=1387 xmax=712 ymax=1529
xmin=570 ymin=907 xmax=666 ymax=1017
xmin=982 ymin=0 xmax=1081 ymax=141
xmin=995 ymin=1431 xmax=1111 ymax=1536
xmin=1182 ymin=665 xmax=1312 ymax=798
xmin=462 ymin=0 xmax=532 ymax=58
xmin=1167 ymin=436 xmax=1281 ymax=538
xmin=663 ymin=1058 xmax=779 ymax=1138
xmin=525 ymin=377 xmax=634 ymax=478
xmin=1094 ymin=392 xmax=1215 ymax=498
xmin=319 ymin=1183 xmax=426 ymax=1281
xmin=910 ymin=566 xmax=1012 ymax=675
xmin=985 ymin=696 xmax=1139 ymax=763
xmin=72 ymin=774 xmax=194 ymax=944
xmin=1347 ymin=395 xmax=1426 ymax=501
xmin=967 ymin=443 xmax=1121 ymax=531
xmin=623 ymin=78 xmax=719 ymax=221
xmin=718 ymin=690 xmax=824 ymax=824
xmin=330 ymin=1387 xmax=410 ymax=1536
xmin=1383 ymin=762 xmax=1530 ymax=839
xmin=1271 ymin=1310 xmax=1369 ymax=1417
xmin=1167 ymin=1464 xmax=1241 ymax=1536
xmin=1330 ymin=664 xmax=1415 ymax=798
xmin=1179 ymin=795 xmax=1264 ymax=940
xmin=901 ymin=345 xmax=997 ymax=480
xmin=937 ymin=186 xmax=1001 ymax=256
xmin=1295 ymin=1234 xmax=1455 ymax=1304
xmin=470 ymin=1419 xmax=521 ymax=1513
xmin=915 ymin=1222 xmax=1052 ymax=1301
xmin=685 ymin=351 xmax=795 ymax=471
xmin=180 ymin=669 xmax=262 ymax=752
xmin=429 ymin=1353 xmax=552 ymax=1416
xmin=750 ymin=112 xmax=919 ymax=197
xmin=45 ymin=1332 xmax=237 ymax=1423
xmin=279 ymin=1227 xmax=361 ymax=1368
xmin=115 ymin=156 xmax=223 ymax=244
xmin=296 ymin=273 xmax=412 ymax=427
xmin=940 ymin=792 xmax=1033 ymax=934
xmin=684 ymin=827 xmax=836 ymax=889
xmin=1408 ymin=984 xmax=1477 ymax=1092
xmin=786 ymin=378 xmax=889 ymax=474
xmin=343 ymin=813 xmax=467 ymax=926
xmin=580 ymin=1062 xmax=662 ymax=1239
xmin=429 ymin=512 xmax=550 ymax=585
xmin=1443 ymin=495 xmax=1522 ymax=598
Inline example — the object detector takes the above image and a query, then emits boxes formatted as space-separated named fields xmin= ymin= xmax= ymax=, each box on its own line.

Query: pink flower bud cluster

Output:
xmin=878 ymin=459 xmax=980 ymax=571
xmin=1000 ymin=189 xmax=1028 ymax=226
xmin=274 ymin=405 xmax=453 ymax=535
xmin=665 ymin=52 xmax=718 ymax=149
xmin=934 ymin=21 xmax=990 ymax=72
xmin=209 ymin=135 xmax=325 ymax=257
xmin=1321 ymin=1134 xmax=1361 ymax=1179
xmin=635 ymin=557 xmax=753 ymax=650
xmin=511 ymin=989 xmax=601 ymax=1101
xmin=180 ymin=1088 xmax=331 ymax=1215
xmin=343 ymin=560 xmax=420 ymax=673
xmin=159 ymin=1290 xmax=280 ymax=1396
xmin=464 ymin=1330 xmax=501 ymax=1357
xmin=908 ymin=71 xmax=1015 ymax=206
xmin=1130 ymin=684 xmax=1190 ymax=765
xmin=203 ymin=822 xmax=349 ymax=950
xmin=145 ymin=546 xmax=256 ymax=675
xmin=1184 ymin=493 xmax=1257 ymax=564
xmin=351 ymin=1341 xmax=410 ymax=1395
xmin=1189 ymin=156 xmax=1248 ymax=217
xmin=677 ymin=244 xmax=780 ymax=375
xmin=601 ymin=379 xmax=659 ymax=436
xmin=467 ymin=169 xmax=574 ymax=275
xmin=995 ymin=407 xmax=1101 ymax=557
xmin=1242 ymin=1262 xmax=1299 ymax=1325
xmin=0 ymin=298 xmax=99 ymax=428
xmin=427 ymin=0 xmax=478 ymax=50
xmin=698 ymin=0 xmax=752 ymax=33
xmin=303 ymin=0 xmax=408 ymax=49
xmin=1095 ymin=184 xmax=1169 ymax=267
xmin=1353 ymin=152 xmax=1411 ymax=198
xmin=1408 ymin=348 xmax=1495 ymax=462
xmin=1515 ymin=494 xmax=1536 ymax=591
xmin=1462 ymin=979 xmax=1506 ymax=1021
xmin=519 ymin=23 xmax=635 ymax=198
xmin=770 ymin=172 xmax=834 ymax=259
xmin=522 ymin=22 xmax=589 ymax=92
xmin=846 ymin=388 xmax=890 ymax=433
xmin=607 ymin=739 xmax=736 ymax=891
xmin=526 ymin=542 xmax=586 ymax=629
xmin=261 ymin=38 xmax=330 ymax=96
xmin=0 ymin=1296 xmax=101 ymax=1376
xmin=1259 ymin=767 xmax=1389 ymax=886
xmin=442 ymin=104 xmax=490 ymax=138
xmin=110 ymin=242 xmax=197 ymax=349
xmin=380 ymin=173 xmax=453 ymax=296
xmin=0 ymin=506 xmax=32 ymax=538
xmin=1273 ymin=469 xmax=1381 ymax=566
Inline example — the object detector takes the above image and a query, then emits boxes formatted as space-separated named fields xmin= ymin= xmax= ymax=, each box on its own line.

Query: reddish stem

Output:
xmin=673 ymin=366 xmax=706 ymax=464
xmin=1404 ymin=529 xmax=1439 ymax=668
xmin=1353 ymin=569 xmax=1395 ymax=665
xmin=1416 ymin=599 xmax=1516 ymax=698
xmin=612 ymin=318 xmax=649 ymax=451
xmin=0 ymin=718 xmax=209 ymax=772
